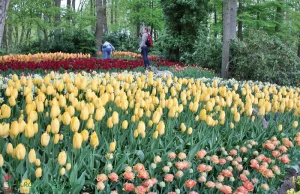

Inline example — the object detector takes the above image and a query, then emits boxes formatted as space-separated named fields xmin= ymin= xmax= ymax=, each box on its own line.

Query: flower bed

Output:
xmin=97 ymin=51 xmax=158 ymax=60
xmin=0 ymin=52 xmax=90 ymax=63
xmin=0 ymin=58 xmax=178 ymax=72
xmin=0 ymin=71 xmax=299 ymax=193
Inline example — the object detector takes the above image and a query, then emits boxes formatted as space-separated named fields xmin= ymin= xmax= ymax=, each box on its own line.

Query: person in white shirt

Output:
xmin=102 ymin=41 xmax=115 ymax=59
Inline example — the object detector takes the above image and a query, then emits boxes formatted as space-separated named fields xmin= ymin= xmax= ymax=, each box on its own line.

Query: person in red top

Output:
xmin=139 ymin=28 xmax=151 ymax=70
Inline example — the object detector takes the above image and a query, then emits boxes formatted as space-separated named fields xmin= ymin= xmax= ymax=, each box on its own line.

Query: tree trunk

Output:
xmin=275 ymin=0 xmax=283 ymax=32
xmin=221 ymin=0 xmax=231 ymax=79
xmin=14 ymin=26 xmax=19 ymax=47
xmin=0 ymin=0 xmax=10 ymax=48
xmin=67 ymin=0 xmax=71 ymax=8
xmin=214 ymin=6 xmax=217 ymax=37
xmin=72 ymin=0 xmax=76 ymax=11
xmin=114 ymin=0 xmax=117 ymax=24
xmin=26 ymin=27 xmax=31 ymax=44
xmin=95 ymin=0 xmax=104 ymax=53
xmin=3 ymin=23 xmax=7 ymax=51
xmin=54 ymin=0 xmax=61 ymax=36
xmin=110 ymin=0 xmax=114 ymax=25
xmin=90 ymin=0 xmax=96 ymax=32
xmin=7 ymin=24 xmax=12 ymax=48
xmin=230 ymin=0 xmax=237 ymax=39
xmin=237 ymin=0 xmax=243 ymax=40
xmin=103 ymin=0 xmax=108 ymax=32
xmin=19 ymin=25 xmax=25 ymax=45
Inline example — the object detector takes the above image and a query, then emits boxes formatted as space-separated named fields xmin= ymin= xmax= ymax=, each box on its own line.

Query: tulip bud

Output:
xmin=187 ymin=127 xmax=193 ymax=135
xmin=86 ymin=117 xmax=95 ymax=130
xmin=90 ymin=132 xmax=99 ymax=148
xmin=41 ymin=132 xmax=50 ymax=147
xmin=51 ymin=118 xmax=60 ymax=134
xmin=53 ymin=134 xmax=60 ymax=144
xmin=28 ymin=149 xmax=36 ymax=163
xmin=15 ymin=143 xmax=26 ymax=160
xmin=0 ymin=154 xmax=4 ymax=167
xmin=25 ymin=122 xmax=34 ymax=138
xmin=1 ymin=104 xmax=11 ymax=118
xmin=80 ymin=107 xmax=89 ymax=121
xmin=112 ymin=111 xmax=119 ymax=124
xmin=58 ymin=151 xmax=67 ymax=166
xmin=60 ymin=167 xmax=66 ymax=175
xmin=66 ymin=163 xmax=72 ymax=170
xmin=81 ymin=130 xmax=89 ymax=142
xmin=0 ymin=123 xmax=9 ymax=138
xmin=122 ymin=120 xmax=128 ymax=130
xmin=35 ymin=159 xmax=41 ymax=167
xmin=10 ymin=121 xmax=19 ymax=138
xmin=109 ymin=140 xmax=116 ymax=153
xmin=73 ymin=132 xmax=83 ymax=149
xmin=62 ymin=112 xmax=71 ymax=125
xmin=6 ymin=143 xmax=13 ymax=155
xmin=153 ymin=131 xmax=158 ymax=139
xmin=70 ymin=117 xmax=80 ymax=132
xmin=35 ymin=167 xmax=42 ymax=178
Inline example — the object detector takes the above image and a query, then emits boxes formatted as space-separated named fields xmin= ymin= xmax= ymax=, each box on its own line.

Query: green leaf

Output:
xmin=135 ymin=150 xmax=145 ymax=162
xmin=188 ymin=142 xmax=201 ymax=161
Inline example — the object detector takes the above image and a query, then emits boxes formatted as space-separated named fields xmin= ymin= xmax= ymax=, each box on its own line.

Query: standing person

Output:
xmin=102 ymin=41 xmax=115 ymax=59
xmin=139 ymin=28 xmax=151 ymax=69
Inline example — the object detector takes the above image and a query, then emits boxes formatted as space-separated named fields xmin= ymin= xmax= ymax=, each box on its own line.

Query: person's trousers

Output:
xmin=141 ymin=46 xmax=150 ymax=68
xmin=102 ymin=48 xmax=112 ymax=59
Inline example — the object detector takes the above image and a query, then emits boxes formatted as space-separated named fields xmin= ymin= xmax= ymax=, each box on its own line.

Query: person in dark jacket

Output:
xmin=139 ymin=28 xmax=151 ymax=69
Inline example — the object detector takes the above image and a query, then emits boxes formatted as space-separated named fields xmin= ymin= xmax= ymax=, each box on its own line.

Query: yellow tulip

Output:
xmin=35 ymin=167 xmax=42 ymax=178
xmin=90 ymin=132 xmax=99 ymax=148
xmin=8 ymin=96 xmax=16 ymax=106
xmin=25 ymin=122 xmax=34 ymax=138
xmin=73 ymin=132 xmax=83 ymax=149
xmin=95 ymin=108 xmax=105 ymax=121
xmin=10 ymin=121 xmax=19 ymax=138
xmin=157 ymin=121 xmax=165 ymax=135
xmin=15 ymin=144 xmax=26 ymax=160
xmin=33 ymin=123 xmax=38 ymax=134
xmin=20 ymin=179 xmax=31 ymax=194
xmin=28 ymin=149 xmax=36 ymax=163
xmin=81 ymin=130 xmax=89 ymax=142
xmin=200 ymin=109 xmax=207 ymax=121
xmin=122 ymin=120 xmax=128 ymax=130
xmin=41 ymin=132 xmax=50 ymax=147
xmin=153 ymin=131 xmax=158 ymax=139
xmin=66 ymin=163 xmax=72 ymax=170
xmin=112 ymin=111 xmax=119 ymax=124
xmin=148 ymin=120 xmax=153 ymax=127
xmin=35 ymin=159 xmax=41 ymax=166
xmin=187 ymin=127 xmax=193 ymax=135
xmin=51 ymin=118 xmax=60 ymax=134
xmin=67 ymin=106 xmax=75 ymax=117
xmin=6 ymin=143 xmax=13 ymax=155
xmin=230 ymin=122 xmax=234 ymax=129
xmin=50 ymin=105 xmax=60 ymax=119
xmin=107 ymin=117 xmax=114 ymax=128
xmin=1 ymin=104 xmax=11 ymax=118
xmin=234 ymin=113 xmax=240 ymax=122
xmin=137 ymin=121 xmax=146 ymax=134
xmin=62 ymin=112 xmax=71 ymax=125
xmin=36 ymin=101 xmax=44 ymax=113
xmin=57 ymin=151 xmax=67 ymax=166
xmin=152 ymin=111 xmax=161 ymax=124
xmin=86 ymin=117 xmax=95 ymax=130
xmin=53 ymin=134 xmax=60 ymax=144
xmin=80 ymin=107 xmax=89 ymax=121
xmin=0 ymin=123 xmax=9 ymax=138
xmin=180 ymin=123 xmax=186 ymax=132
xmin=109 ymin=140 xmax=116 ymax=153
xmin=0 ymin=154 xmax=3 ymax=167
xmin=293 ymin=121 xmax=298 ymax=128
xmin=60 ymin=167 xmax=66 ymax=175
xmin=134 ymin=129 xmax=139 ymax=138
xmin=278 ymin=124 xmax=283 ymax=131
xmin=70 ymin=117 xmax=80 ymax=132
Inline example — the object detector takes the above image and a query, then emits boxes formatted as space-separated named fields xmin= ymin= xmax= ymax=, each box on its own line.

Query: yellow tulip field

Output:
xmin=0 ymin=59 xmax=300 ymax=193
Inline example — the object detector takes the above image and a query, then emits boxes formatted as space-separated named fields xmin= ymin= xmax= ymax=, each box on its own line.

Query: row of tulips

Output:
xmin=0 ymin=58 xmax=178 ymax=72
xmin=0 ymin=70 xmax=299 ymax=193
xmin=0 ymin=52 xmax=90 ymax=63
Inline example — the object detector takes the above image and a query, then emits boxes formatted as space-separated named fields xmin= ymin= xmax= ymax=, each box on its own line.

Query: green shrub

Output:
xmin=20 ymin=29 xmax=96 ymax=54
xmin=230 ymin=30 xmax=300 ymax=86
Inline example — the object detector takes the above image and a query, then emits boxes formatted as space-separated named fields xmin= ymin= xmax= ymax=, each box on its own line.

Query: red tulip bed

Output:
xmin=0 ymin=58 xmax=183 ymax=72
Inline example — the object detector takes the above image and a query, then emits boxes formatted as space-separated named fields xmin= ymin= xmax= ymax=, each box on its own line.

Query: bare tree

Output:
xmin=0 ymin=0 xmax=10 ymax=47
xmin=95 ymin=0 xmax=105 ymax=53
xmin=230 ymin=0 xmax=237 ymax=39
